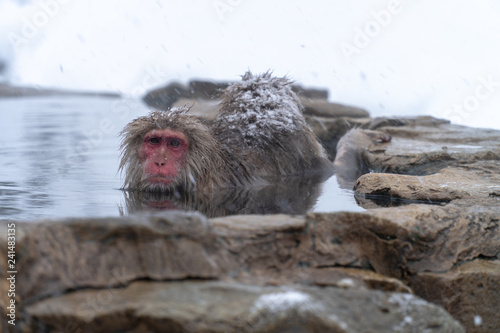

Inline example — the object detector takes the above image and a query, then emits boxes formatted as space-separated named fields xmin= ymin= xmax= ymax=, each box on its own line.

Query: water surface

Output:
xmin=0 ymin=96 xmax=363 ymax=221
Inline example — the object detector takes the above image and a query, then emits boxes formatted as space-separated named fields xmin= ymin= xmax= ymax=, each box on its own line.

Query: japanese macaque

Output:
xmin=333 ymin=129 xmax=392 ymax=189
xmin=119 ymin=72 xmax=392 ymax=197
xmin=119 ymin=72 xmax=333 ymax=193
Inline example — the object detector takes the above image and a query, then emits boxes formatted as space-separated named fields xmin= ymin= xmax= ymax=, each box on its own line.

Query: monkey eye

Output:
xmin=170 ymin=139 xmax=181 ymax=147
xmin=149 ymin=137 xmax=160 ymax=144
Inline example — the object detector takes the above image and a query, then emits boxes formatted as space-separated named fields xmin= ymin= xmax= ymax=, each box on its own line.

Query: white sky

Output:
xmin=1 ymin=0 xmax=500 ymax=129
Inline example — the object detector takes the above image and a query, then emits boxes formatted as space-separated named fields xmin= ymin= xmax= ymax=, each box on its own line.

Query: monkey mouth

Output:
xmin=146 ymin=175 xmax=175 ymax=185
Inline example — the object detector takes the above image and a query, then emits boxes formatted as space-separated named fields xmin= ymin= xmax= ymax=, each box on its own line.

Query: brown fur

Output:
xmin=119 ymin=107 xmax=251 ymax=192
xmin=119 ymin=72 xmax=333 ymax=193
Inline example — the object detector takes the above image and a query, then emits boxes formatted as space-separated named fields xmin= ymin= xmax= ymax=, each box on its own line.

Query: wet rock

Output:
xmin=354 ymin=161 xmax=500 ymax=202
xmin=366 ymin=198 xmax=500 ymax=333
xmin=0 ymin=213 xmax=220 ymax=304
xmin=363 ymin=117 xmax=500 ymax=176
xmin=188 ymin=80 xmax=229 ymax=100
xmin=172 ymin=97 xmax=221 ymax=120
xmin=350 ymin=116 xmax=500 ymax=204
xmin=26 ymin=281 xmax=463 ymax=333
xmin=300 ymin=98 xmax=369 ymax=118
xmin=291 ymin=84 xmax=329 ymax=99
xmin=305 ymin=267 xmax=412 ymax=293
xmin=410 ymin=259 xmax=500 ymax=333
xmin=142 ymin=82 xmax=191 ymax=110
xmin=5 ymin=203 xmax=497 ymax=331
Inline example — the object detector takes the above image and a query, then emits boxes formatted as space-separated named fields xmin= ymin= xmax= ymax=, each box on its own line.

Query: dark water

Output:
xmin=0 ymin=96 xmax=363 ymax=221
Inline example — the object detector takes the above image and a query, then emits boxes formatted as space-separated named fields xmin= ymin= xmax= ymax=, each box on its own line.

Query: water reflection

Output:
xmin=120 ymin=173 xmax=328 ymax=218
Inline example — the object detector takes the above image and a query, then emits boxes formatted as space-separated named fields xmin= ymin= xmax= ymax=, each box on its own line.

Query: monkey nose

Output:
xmin=155 ymin=161 xmax=166 ymax=167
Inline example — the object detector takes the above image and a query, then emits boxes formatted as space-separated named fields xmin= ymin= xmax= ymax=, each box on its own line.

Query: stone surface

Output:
xmin=300 ymin=98 xmax=369 ymax=118
xmin=409 ymin=259 xmax=500 ymax=333
xmin=363 ymin=118 xmax=500 ymax=176
xmin=142 ymin=81 xmax=191 ymax=110
xmin=25 ymin=281 xmax=463 ymax=333
xmin=3 ymin=200 xmax=499 ymax=331
xmin=172 ymin=97 xmax=221 ymax=120
xmin=344 ymin=116 xmax=500 ymax=206
xmin=292 ymin=84 xmax=329 ymax=99
xmin=0 ymin=213 xmax=220 ymax=304
xmin=354 ymin=161 xmax=500 ymax=203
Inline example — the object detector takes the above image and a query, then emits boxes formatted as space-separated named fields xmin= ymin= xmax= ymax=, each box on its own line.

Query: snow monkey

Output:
xmin=119 ymin=72 xmax=390 ymax=193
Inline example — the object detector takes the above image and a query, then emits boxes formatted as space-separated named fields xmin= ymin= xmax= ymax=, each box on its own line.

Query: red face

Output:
xmin=139 ymin=129 xmax=188 ymax=186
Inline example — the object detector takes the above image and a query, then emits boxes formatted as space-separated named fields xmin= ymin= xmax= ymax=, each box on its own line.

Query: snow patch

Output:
xmin=253 ymin=290 xmax=313 ymax=312
xmin=388 ymin=293 xmax=428 ymax=332
xmin=251 ymin=289 xmax=325 ymax=316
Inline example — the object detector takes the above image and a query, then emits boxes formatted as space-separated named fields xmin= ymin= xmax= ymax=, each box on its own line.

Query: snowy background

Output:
xmin=1 ymin=0 xmax=500 ymax=129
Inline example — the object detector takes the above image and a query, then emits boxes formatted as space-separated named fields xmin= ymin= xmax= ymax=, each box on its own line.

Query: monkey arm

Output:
xmin=333 ymin=129 xmax=391 ymax=189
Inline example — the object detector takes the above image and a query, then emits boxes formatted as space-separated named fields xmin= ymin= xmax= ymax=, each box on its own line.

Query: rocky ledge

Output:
xmin=1 ymin=194 xmax=499 ymax=332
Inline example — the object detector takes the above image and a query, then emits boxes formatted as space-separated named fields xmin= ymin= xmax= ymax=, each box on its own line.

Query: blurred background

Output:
xmin=1 ymin=0 xmax=500 ymax=129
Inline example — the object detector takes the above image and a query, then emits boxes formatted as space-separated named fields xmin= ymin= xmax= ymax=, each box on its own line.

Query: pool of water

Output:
xmin=0 ymin=96 xmax=364 ymax=221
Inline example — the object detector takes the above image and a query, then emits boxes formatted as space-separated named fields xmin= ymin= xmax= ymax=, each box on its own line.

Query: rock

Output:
xmin=306 ymin=267 xmax=412 ymax=293
xmin=172 ymin=97 xmax=221 ymax=120
xmin=354 ymin=161 xmax=500 ymax=203
xmin=410 ymin=259 xmax=500 ymax=333
xmin=291 ymin=84 xmax=329 ymax=99
xmin=188 ymin=80 xmax=229 ymax=100
xmin=300 ymin=98 xmax=370 ymax=118
xmin=350 ymin=116 xmax=500 ymax=204
xmin=3 ymin=203 xmax=496 ymax=331
xmin=142 ymin=82 xmax=191 ymax=110
xmin=362 ymin=117 xmax=500 ymax=176
xmin=364 ymin=198 xmax=500 ymax=276
xmin=25 ymin=281 xmax=463 ymax=333
xmin=0 ymin=213 xmax=220 ymax=304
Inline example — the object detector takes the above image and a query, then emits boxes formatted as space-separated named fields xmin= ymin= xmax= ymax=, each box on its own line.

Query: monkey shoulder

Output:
xmin=214 ymin=72 xmax=306 ymax=145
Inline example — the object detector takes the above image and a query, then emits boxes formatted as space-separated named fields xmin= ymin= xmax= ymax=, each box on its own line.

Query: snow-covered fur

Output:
xmin=213 ymin=71 xmax=332 ymax=177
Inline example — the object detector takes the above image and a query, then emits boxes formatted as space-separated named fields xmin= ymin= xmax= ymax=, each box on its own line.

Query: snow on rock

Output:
xmin=251 ymin=289 xmax=324 ymax=315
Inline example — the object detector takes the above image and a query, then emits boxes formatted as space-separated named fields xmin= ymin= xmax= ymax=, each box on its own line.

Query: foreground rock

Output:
xmin=4 ymin=200 xmax=500 ymax=331
xmin=26 ymin=281 xmax=461 ymax=333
